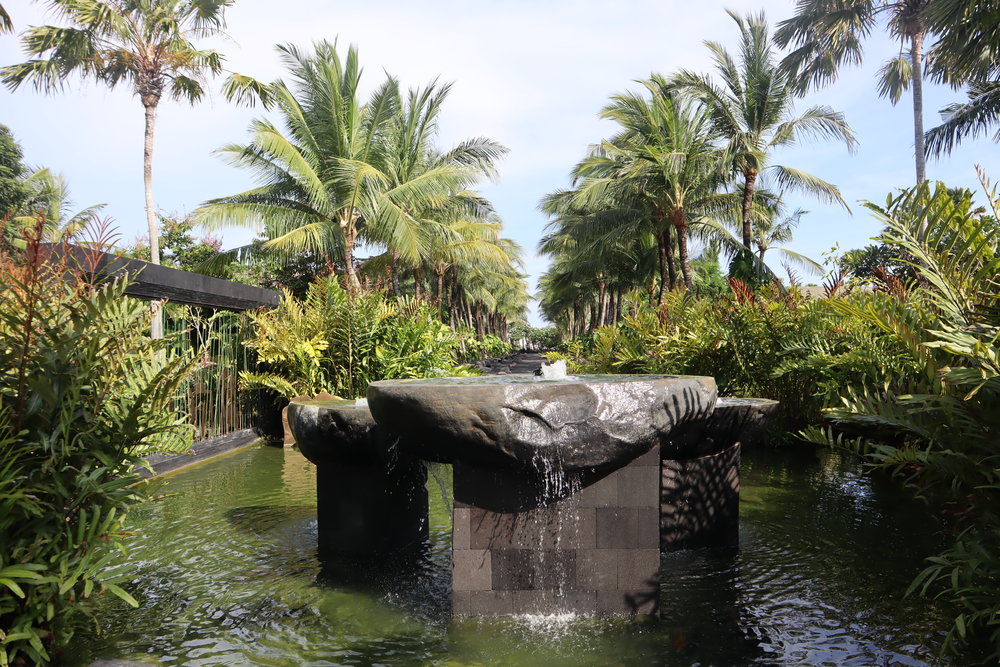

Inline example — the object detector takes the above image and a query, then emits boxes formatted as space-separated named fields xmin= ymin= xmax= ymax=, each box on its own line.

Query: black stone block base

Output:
xmin=661 ymin=443 xmax=740 ymax=551
xmin=452 ymin=448 xmax=660 ymax=616
xmin=316 ymin=457 xmax=428 ymax=556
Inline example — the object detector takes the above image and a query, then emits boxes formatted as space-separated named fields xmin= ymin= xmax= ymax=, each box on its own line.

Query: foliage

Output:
xmin=241 ymin=276 xmax=467 ymax=399
xmin=454 ymin=330 xmax=511 ymax=363
xmin=792 ymin=176 xmax=1000 ymax=657
xmin=125 ymin=214 xmax=222 ymax=271
xmin=1 ymin=0 xmax=234 ymax=271
xmin=0 ymin=124 xmax=27 ymax=219
xmin=0 ymin=219 xmax=197 ymax=665
xmin=508 ymin=323 xmax=560 ymax=350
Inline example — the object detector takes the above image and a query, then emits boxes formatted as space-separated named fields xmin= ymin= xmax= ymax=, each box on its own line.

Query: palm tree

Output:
xmin=0 ymin=4 xmax=12 ymax=33
xmin=12 ymin=168 xmax=106 ymax=240
xmin=197 ymin=42 xmax=503 ymax=293
xmin=2 ymin=0 xmax=232 ymax=337
xmin=923 ymin=1 xmax=1000 ymax=157
xmin=372 ymin=81 xmax=507 ymax=295
xmin=675 ymin=10 xmax=856 ymax=251
xmin=775 ymin=0 xmax=937 ymax=183
xmin=593 ymin=76 xmax=729 ymax=290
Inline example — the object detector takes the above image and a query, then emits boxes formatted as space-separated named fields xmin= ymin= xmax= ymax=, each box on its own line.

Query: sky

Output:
xmin=1 ymin=0 xmax=997 ymax=325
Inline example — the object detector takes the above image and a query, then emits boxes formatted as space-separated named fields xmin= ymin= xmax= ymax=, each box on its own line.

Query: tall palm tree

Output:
xmin=2 ymin=0 xmax=232 ymax=338
xmin=775 ymin=0 xmax=936 ymax=183
xmin=923 ymin=1 xmax=1000 ymax=157
xmin=591 ymin=76 xmax=729 ymax=290
xmin=674 ymin=10 xmax=856 ymax=251
xmin=0 ymin=4 xmax=11 ymax=33
xmin=197 ymin=42 xmax=503 ymax=292
xmin=373 ymin=81 xmax=507 ymax=295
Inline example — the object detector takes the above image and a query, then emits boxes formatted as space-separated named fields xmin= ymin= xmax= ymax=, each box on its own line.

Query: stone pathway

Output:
xmin=478 ymin=351 xmax=547 ymax=375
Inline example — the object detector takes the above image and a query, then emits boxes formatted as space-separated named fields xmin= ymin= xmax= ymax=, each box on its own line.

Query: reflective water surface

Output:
xmin=69 ymin=444 xmax=950 ymax=666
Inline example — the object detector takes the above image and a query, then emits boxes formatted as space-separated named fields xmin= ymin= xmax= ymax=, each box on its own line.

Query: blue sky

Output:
xmin=1 ymin=0 xmax=997 ymax=324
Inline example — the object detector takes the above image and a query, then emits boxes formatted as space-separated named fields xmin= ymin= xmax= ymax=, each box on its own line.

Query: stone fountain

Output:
xmin=289 ymin=373 xmax=777 ymax=617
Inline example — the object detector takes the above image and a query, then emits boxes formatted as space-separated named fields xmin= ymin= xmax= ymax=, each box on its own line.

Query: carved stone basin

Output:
xmin=287 ymin=398 xmax=387 ymax=467
xmin=366 ymin=374 xmax=717 ymax=472
xmin=662 ymin=397 xmax=781 ymax=459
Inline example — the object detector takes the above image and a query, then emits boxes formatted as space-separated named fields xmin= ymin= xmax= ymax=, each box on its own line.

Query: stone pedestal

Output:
xmin=451 ymin=447 xmax=661 ymax=616
xmin=660 ymin=443 xmax=741 ymax=551
xmin=316 ymin=457 xmax=428 ymax=556
xmin=288 ymin=398 xmax=428 ymax=557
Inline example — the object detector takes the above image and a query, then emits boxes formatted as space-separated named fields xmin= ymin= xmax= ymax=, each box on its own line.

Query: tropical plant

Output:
xmin=776 ymin=0 xmax=945 ymax=182
xmin=241 ymin=275 xmax=470 ymax=400
xmin=676 ymin=10 xmax=855 ymax=249
xmin=0 ymin=124 xmax=27 ymax=219
xmin=0 ymin=217 xmax=197 ymax=665
xmin=10 ymin=168 xmax=105 ymax=241
xmin=798 ymin=174 xmax=1000 ymax=656
xmin=197 ymin=42 xmax=505 ymax=294
xmin=0 ymin=3 xmax=10 ymax=33
xmin=2 ymin=0 xmax=233 ymax=338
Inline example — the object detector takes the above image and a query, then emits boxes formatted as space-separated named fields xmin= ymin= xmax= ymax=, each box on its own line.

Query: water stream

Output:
xmin=68 ymin=444 xmax=951 ymax=666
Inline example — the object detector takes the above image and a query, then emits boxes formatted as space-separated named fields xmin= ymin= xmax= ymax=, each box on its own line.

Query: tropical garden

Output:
xmin=0 ymin=0 xmax=998 ymax=663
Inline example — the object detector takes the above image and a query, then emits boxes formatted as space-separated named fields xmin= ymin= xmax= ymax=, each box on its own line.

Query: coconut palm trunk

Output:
xmin=740 ymin=169 xmax=757 ymax=249
xmin=910 ymin=28 xmax=927 ymax=184
xmin=143 ymin=97 xmax=164 ymax=339
xmin=671 ymin=209 xmax=694 ymax=290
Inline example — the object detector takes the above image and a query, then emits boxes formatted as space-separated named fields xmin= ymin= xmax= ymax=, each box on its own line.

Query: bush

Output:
xmin=241 ymin=276 xmax=472 ymax=399
xmin=0 ymin=222 xmax=197 ymax=665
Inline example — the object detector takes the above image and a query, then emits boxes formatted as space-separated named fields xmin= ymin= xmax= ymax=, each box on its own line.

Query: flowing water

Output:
xmin=68 ymin=444 xmax=950 ymax=666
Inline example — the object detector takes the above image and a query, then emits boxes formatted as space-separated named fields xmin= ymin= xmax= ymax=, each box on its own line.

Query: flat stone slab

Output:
xmin=367 ymin=374 xmax=716 ymax=472
xmin=287 ymin=398 xmax=388 ymax=467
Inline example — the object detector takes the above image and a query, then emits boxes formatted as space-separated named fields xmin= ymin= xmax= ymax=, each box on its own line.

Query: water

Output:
xmin=67 ymin=445 xmax=951 ymax=666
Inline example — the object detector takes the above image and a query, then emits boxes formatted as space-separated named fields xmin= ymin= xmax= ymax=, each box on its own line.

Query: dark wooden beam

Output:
xmin=41 ymin=243 xmax=280 ymax=311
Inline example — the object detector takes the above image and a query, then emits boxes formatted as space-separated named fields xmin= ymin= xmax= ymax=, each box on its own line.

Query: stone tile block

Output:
xmin=637 ymin=507 xmax=659 ymax=548
xmin=453 ymin=590 xmax=514 ymax=616
xmin=618 ymin=465 xmax=659 ymax=507
xmin=453 ymin=508 xmax=470 ymax=550
xmin=577 ymin=473 xmax=618 ymax=507
xmin=512 ymin=590 xmax=597 ymax=615
xmin=453 ymin=549 xmax=491 ymax=591
xmin=491 ymin=549 xmax=576 ymax=590
xmin=491 ymin=549 xmax=534 ymax=590
xmin=617 ymin=548 xmax=660 ymax=589
xmin=596 ymin=508 xmax=638 ymax=548
xmin=576 ymin=548 xmax=618 ymax=591
xmin=632 ymin=446 xmax=660 ymax=467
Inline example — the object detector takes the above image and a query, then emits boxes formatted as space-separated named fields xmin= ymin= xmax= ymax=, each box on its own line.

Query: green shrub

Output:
xmin=241 ymin=276 xmax=471 ymax=399
xmin=0 ymin=224 xmax=197 ymax=665
xmin=455 ymin=330 xmax=512 ymax=363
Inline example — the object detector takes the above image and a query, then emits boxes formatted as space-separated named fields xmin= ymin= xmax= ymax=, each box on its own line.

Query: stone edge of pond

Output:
xmin=134 ymin=429 xmax=263 ymax=479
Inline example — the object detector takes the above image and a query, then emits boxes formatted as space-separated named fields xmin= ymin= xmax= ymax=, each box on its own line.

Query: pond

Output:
xmin=70 ymin=443 xmax=950 ymax=666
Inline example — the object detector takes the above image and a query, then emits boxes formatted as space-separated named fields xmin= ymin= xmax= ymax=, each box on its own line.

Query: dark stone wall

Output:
xmin=661 ymin=443 xmax=741 ymax=551
xmin=452 ymin=447 xmax=660 ymax=616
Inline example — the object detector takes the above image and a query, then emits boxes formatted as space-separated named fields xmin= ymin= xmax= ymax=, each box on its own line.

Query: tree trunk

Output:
xmin=741 ymin=169 xmax=758 ymax=249
xmin=911 ymin=28 xmax=927 ymax=184
xmin=596 ymin=277 xmax=607 ymax=328
xmin=338 ymin=208 xmax=362 ymax=292
xmin=657 ymin=230 xmax=669 ymax=304
xmin=435 ymin=268 xmax=445 ymax=314
xmin=664 ymin=224 xmax=678 ymax=291
xmin=390 ymin=250 xmax=402 ymax=297
xmin=672 ymin=209 xmax=693 ymax=290
xmin=143 ymin=101 xmax=163 ymax=339
xmin=414 ymin=265 xmax=425 ymax=300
